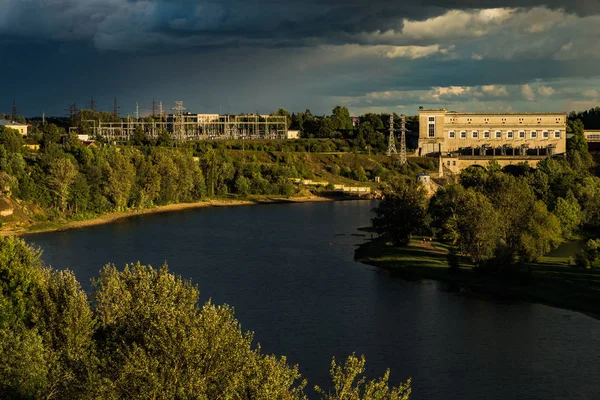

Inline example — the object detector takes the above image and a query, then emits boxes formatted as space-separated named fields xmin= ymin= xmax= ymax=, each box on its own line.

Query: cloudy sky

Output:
xmin=2 ymin=0 xmax=600 ymax=117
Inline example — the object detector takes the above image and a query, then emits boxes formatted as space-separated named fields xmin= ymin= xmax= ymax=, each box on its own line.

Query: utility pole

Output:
xmin=12 ymin=100 xmax=17 ymax=120
xmin=152 ymin=97 xmax=157 ymax=118
xmin=90 ymin=95 xmax=96 ymax=111
xmin=387 ymin=114 xmax=397 ymax=156
xmin=399 ymin=115 xmax=407 ymax=165
xmin=172 ymin=101 xmax=186 ymax=143
xmin=135 ymin=102 xmax=139 ymax=121
xmin=42 ymin=112 xmax=45 ymax=125
xmin=113 ymin=97 xmax=120 ymax=119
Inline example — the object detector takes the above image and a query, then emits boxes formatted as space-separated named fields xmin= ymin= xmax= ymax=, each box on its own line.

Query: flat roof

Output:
xmin=418 ymin=109 xmax=566 ymax=115
xmin=0 ymin=119 xmax=27 ymax=126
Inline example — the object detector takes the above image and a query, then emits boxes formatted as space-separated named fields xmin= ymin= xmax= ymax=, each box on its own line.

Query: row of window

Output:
xmin=445 ymin=130 xmax=561 ymax=139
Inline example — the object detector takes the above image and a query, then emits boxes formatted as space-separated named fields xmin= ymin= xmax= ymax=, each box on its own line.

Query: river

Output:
xmin=25 ymin=200 xmax=600 ymax=400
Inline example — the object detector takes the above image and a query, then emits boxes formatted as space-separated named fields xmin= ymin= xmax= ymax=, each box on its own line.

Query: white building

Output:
xmin=287 ymin=130 xmax=300 ymax=139
xmin=0 ymin=119 xmax=28 ymax=136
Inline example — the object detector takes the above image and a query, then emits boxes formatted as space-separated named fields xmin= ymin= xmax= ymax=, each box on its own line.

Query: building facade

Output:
xmin=418 ymin=109 xmax=566 ymax=156
xmin=0 ymin=119 xmax=28 ymax=136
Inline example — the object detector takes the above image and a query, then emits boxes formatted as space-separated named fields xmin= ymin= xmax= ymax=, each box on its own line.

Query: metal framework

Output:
xmin=399 ymin=115 xmax=407 ymax=165
xmin=87 ymin=114 xmax=288 ymax=142
xmin=387 ymin=114 xmax=397 ymax=156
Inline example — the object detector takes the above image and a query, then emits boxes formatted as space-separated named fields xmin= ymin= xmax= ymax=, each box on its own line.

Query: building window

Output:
xmin=472 ymin=131 xmax=479 ymax=139
xmin=447 ymin=161 xmax=451 ymax=166
xmin=507 ymin=131 xmax=514 ymax=139
xmin=531 ymin=131 xmax=537 ymax=138
xmin=428 ymin=124 xmax=435 ymax=137
xmin=483 ymin=131 xmax=490 ymax=139
xmin=448 ymin=131 xmax=455 ymax=139
xmin=428 ymin=116 xmax=435 ymax=122
xmin=554 ymin=131 xmax=561 ymax=139
xmin=495 ymin=131 xmax=502 ymax=139
xmin=453 ymin=161 xmax=456 ymax=166
xmin=543 ymin=130 xmax=549 ymax=139
xmin=519 ymin=131 xmax=525 ymax=138
xmin=460 ymin=131 xmax=467 ymax=139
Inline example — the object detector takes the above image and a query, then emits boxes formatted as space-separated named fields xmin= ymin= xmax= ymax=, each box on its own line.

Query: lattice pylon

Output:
xmin=399 ymin=115 xmax=407 ymax=165
xmin=387 ymin=114 xmax=397 ymax=156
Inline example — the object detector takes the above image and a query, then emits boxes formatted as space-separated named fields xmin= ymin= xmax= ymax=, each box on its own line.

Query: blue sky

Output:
xmin=1 ymin=0 xmax=600 ymax=117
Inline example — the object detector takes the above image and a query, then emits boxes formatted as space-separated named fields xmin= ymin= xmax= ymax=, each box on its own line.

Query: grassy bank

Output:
xmin=3 ymin=194 xmax=355 ymax=237
xmin=355 ymin=236 xmax=600 ymax=318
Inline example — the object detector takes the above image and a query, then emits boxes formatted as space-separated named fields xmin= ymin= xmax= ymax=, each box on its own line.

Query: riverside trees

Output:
xmin=375 ymin=146 xmax=599 ymax=270
xmin=0 ymin=237 xmax=411 ymax=399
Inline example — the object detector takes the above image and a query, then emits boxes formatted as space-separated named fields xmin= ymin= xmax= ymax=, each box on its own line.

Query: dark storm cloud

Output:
xmin=0 ymin=0 xmax=592 ymax=51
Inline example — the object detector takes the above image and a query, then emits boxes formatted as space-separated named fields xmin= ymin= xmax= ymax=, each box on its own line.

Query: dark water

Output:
xmin=25 ymin=201 xmax=600 ymax=400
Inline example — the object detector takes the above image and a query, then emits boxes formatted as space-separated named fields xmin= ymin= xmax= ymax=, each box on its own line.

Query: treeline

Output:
xmin=0 ymin=125 xmax=310 ymax=219
xmin=373 ymin=146 xmax=600 ymax=270
xmin=0 ymin=236 xmax=411 ymax=399
xmin=274 ymin=107 xmax=419 ymax=152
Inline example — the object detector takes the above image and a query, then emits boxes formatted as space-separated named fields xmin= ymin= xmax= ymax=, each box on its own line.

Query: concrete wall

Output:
xmin=439 ymin=156 xmax=545 ymax=174
xmin=418 ymin=109 xmax=566 ymax=155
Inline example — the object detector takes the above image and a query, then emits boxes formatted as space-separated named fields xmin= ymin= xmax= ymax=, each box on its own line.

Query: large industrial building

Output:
xmin=418 ymin=108 xmax=567 ymax=157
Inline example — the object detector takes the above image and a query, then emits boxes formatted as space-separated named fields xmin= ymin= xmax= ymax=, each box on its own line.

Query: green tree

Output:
xmin=519 ymin=201 xmax=563 ymax=262
xmin=372 ymin=180 xmax=428 ymax=246
xmin=47 ymin=157 xmax=78 ymax=212
xmin=554 ymin=192 xmax=582 ymax=238
xmin=443 ymin=189 xmax=502 ymax=265
xmin=0 ymin=127 xmax=24 ymax=153
xmin=331 ymin=106 xmax=353 ymax=131
xmin=315 ymin=354 xmax=411 ymax=400
xmin=566 ymin=119 xmax=588 ymax=154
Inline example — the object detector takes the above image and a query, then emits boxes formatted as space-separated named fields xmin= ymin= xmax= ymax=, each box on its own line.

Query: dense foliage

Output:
xmin=0 ymin=237 xmax=411 ymax=399
xmin=374 ymin=144 xmax=600 ymax=270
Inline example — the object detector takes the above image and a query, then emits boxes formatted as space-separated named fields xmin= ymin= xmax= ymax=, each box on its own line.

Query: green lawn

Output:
xmin=355 ymin=236 xmax=600 ymax=317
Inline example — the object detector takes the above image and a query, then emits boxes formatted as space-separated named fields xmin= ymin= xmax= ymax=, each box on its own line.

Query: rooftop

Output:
xmin=418 ymin=108 xmax=566 ymax=116
xmin=0 ymin=119 xmax=27 ymax=126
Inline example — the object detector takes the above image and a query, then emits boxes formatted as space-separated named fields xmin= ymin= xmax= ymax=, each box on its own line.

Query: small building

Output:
xmin=416 ymin=173 xmax=431 ymax=184
xmin=78 ymin=134 xmax=90 ymax=141
xmin=0 ymin=119 xmax=28 ymax=136
xmin=287 ymin=130 xmax=300 ymax=139
xmin=584 ymin=130 xmax=600 ymax=142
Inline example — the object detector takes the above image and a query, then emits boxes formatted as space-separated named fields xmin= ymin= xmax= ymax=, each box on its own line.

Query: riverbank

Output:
xmin=2 ymin=194 xmax=352 ymax=237
xmin=355 ymin=236 xmax=600 ymax=319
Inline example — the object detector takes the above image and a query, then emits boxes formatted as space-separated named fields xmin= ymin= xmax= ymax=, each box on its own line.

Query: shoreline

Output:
xmin=5 ymin=195 xmax=358 ymax=237
xmin=355 ymin=237 xmax=600 ymax=321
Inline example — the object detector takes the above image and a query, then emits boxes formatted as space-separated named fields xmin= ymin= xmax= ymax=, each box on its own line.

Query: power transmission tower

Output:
xmin=90 ymin=96 xmax=96 ymax=111
xmin=135 ymin=102 xmax=139 ymax=121
xmin=65 ymin=103 xmax=78 ymax=120
xmin=113 ymin=97 xmax=120 ymax=119
xmin=172 ymin=101 xmax=186 ymax=142
xmin=386 ymin=114 xmax=397 ymax=156
xmin=12 ymin=100 xmax=17 ymax=120
xmin=399 ymin=115 xmax=407 ymax=165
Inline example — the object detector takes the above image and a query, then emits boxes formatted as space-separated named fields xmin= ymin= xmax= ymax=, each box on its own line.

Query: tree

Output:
xmin=47 ymin=157 xmax=77 ymax=212
xmin=566 ymin=119 xmax=588 ymax=154
xmin=519 ymin=201 xmax=563 ymax=262
xmin=0 ymin=127 xmax=24 ymax=153
xmin=372 ymin=180 xmax=428 ymax=246
xmin=443 ymin=189 xmax=503 ymax=265
xmin=273 ymin=108 xmax=293 ymax=129
xmin=331 ymin=106 xmax=353 ymax=131
xmin=554 ymin=192 xmax=582 ymax=238
xmin=315 ymin=354 xmax=411 ymax=400
xmin=132 ymin=125 xmax=149 ymax=146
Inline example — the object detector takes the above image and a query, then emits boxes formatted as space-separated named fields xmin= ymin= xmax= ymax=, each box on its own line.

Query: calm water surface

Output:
xmin=25 ymin=201 xmax=600 ymax=400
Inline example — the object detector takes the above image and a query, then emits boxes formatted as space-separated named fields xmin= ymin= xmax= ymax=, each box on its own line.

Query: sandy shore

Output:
xmin=4 ymin=195 xmax=341 ymax=237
